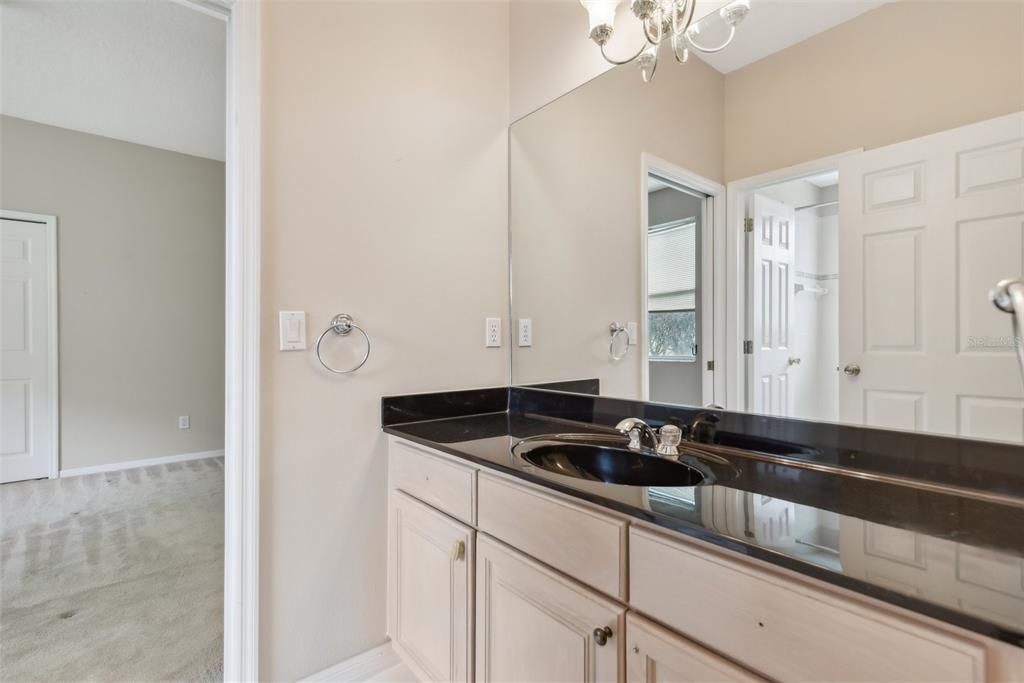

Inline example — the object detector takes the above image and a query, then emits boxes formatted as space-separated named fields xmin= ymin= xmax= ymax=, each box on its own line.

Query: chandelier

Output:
xmin=580 ymin=0 xmax=751 ymax=82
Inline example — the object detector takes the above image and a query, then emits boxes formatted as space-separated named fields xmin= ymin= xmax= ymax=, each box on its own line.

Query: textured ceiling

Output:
xmin=1 ymin=1 xmax=226 ymax=161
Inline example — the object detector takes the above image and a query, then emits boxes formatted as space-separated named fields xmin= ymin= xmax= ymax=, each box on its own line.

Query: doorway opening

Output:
xmin=745 ymin=169 xmax=840 ymax=421
xmin=645 ymin=174 xmax=707 ymax=406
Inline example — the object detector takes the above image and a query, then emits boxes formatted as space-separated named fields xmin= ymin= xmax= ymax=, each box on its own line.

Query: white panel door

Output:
xmin=749 ymin=195 xmax=796 ymax=416
xmin=626 ymin=612 xmax=764 ymax=683
xmin=839 ymin=112 xmax=1024 ymax=440
xmin=1 ymin=213 xmax=57 ymax=483
xmin=388 ymin=490 xmax=474 ymax=683
xmin=476 ymin=535 xmax=623 ymax=683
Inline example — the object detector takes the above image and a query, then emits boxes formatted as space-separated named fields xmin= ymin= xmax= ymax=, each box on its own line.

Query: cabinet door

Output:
xmin=476 ymin=535 xmax=624 ymax=683
xmin=626 ymin=613 xmax=764 ymax=683
xmin=388 ymin=490 xmax=474 ymax=683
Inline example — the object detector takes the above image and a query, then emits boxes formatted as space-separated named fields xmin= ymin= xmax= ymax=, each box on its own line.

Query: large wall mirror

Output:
xmin=510 ymin=0 xmax=1024 ymax=444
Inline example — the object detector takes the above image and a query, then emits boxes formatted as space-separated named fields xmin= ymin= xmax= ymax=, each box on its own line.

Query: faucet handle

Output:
xmin=656 ymin=425 xmax=682 ymax=457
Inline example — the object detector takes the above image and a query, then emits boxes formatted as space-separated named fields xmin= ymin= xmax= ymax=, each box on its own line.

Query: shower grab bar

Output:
xmin=991 ymin=278 xmax=1024 ymax=384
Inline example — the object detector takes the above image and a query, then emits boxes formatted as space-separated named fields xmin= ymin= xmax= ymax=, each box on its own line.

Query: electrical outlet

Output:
xmin=518 ymin=318 xmax=532 ymax=347
xmin=485 ymin=318 xmax=502 ymax=348
xmin=178 ymin=415 xmax=190 ymax=430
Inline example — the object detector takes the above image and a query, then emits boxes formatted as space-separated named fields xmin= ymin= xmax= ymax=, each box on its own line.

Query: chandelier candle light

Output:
xmin=580 ymin=0 xmax=751 ymax=81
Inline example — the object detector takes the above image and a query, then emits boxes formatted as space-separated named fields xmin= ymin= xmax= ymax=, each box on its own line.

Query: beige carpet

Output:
xmin=0 ymin=457 xmax=224 ymax=682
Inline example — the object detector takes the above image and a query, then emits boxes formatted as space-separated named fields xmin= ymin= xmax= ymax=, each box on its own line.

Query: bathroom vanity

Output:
xmin=381 ymin=388 xmax=1024 ymax=683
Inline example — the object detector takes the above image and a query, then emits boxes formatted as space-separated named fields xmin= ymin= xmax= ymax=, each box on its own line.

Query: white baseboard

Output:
xmin=59 ymin=449 xmax=224 ymax=478
xmin=300 ymin=642 xmax=408 ymax=683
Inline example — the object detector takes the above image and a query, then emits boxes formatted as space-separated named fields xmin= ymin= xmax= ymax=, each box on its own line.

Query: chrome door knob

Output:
xmin=593 ymin=626 xmax=613 ymax=646
xmin=787 ymin=356 xmax=801 ymax=366
xmin=843 ymin=363 xmax=861 ymax=376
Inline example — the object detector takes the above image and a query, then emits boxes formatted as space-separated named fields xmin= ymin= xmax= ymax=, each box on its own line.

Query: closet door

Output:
xmin=476 ymin=535 xmax=623 ymax=683
xmin=388 ymin=490 xmax=474 ymax=683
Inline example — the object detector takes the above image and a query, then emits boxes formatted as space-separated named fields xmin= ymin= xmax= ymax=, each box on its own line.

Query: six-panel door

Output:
xmin=476 ymin=535 xmax=624 ymax=683
xmin=388 ymin=490 xmax=474 ymax=683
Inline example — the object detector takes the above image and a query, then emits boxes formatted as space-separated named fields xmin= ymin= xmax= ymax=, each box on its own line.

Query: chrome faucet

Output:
xmin=615 ymin=418 xmax=683 ymax=457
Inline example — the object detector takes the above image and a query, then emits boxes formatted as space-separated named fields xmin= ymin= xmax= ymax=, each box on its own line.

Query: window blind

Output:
xmin=647 ymin=221 xmax=696 ymax=312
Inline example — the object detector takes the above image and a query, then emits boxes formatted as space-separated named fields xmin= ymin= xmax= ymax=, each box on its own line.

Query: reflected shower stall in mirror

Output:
xmin=509 ymin=0 xmax=1024 ymax=445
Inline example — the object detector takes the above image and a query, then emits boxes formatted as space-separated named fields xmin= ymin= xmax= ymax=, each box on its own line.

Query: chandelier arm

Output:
xmin=672 ymin=0 xmax=696 ymax=38
xmin=642 ymin=13 xmax=664 ymax=45
xmin=670 ymin=0 xmax=696 ymax=62
xmin=685 ymin=25 xmax=737 ymax=54
xmin=599 ymin=40 xmax=652 ymax=66
xmin=670 ymin=35 xmax=688 ymax=63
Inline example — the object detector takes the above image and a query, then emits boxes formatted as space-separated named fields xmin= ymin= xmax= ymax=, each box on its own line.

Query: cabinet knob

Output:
xmin=450 ymin=540 xmax=465 ymax=562
xmin=593 ymin=626 xmax=613 ymax=646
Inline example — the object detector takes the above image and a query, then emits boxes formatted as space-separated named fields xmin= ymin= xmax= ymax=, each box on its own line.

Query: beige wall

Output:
xmin=510 ymin=0 xmax=614 ymax=121
xmin=510 ymin=58 xmax=723 ymax=398
xmin=260 ymin=2 xmax=510 ymax=679
xmin=724 ymin=0 xmax=1024 ymax=181
xmin=1 ymin=115 xmax=225 ymax=471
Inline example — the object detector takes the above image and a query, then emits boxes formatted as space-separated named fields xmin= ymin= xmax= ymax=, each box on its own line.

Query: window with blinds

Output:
xmin=648 ymin=221 xmax=696 ymax=311
xmin=648 ymin=220 xmax=698 ymax=360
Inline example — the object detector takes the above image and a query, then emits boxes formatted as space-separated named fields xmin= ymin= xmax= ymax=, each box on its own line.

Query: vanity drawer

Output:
xmin=629 ymin=527 xmax=986 ymax=682
xmin=388 ymin=437 xmax=476 ymax=525
xmin=477 ymin=472 xmax=628 ymax=600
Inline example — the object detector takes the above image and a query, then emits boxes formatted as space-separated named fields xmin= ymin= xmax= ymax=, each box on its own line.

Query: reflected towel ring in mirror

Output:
xmin=991 ymin=278 xmax=1024 ymax=386
xmin=315 ymin=313 xmax=371 ymax=374
xmin=609 ymin=322 xmax=630 ymax=361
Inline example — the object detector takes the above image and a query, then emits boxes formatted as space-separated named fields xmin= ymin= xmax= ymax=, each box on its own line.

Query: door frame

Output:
xmin=640 ymin=153 xmax=724 ymax=405
xmin=0 ymin=209 xmax=59 ymax=481
xmin=725 ymin=150 xmax=859 ymax=412
xmin=220 ymin=1 xmax=261 ymax=680
xmin=179 ymin=0 xmax=262 ymax=679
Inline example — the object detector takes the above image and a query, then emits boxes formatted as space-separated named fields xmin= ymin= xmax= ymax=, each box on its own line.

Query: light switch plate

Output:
xmin=178 ymin=415 xmax=190 ymax=430
xmin=518 ymin=318 xmax=532 ymax=347
xmin=627 ymin=321 xmax=638 ymax=345
xmin=279 ymin=311 xmax=307 ymax=351
xmin=485 ymin=318 xmax=502 ymax=348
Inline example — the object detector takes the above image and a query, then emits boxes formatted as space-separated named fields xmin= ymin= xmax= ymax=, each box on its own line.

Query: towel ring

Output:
xmin=609 ymin=322 xmax=630 ymax=361
xmin=315 ymin=313 xmax=371 ymax=374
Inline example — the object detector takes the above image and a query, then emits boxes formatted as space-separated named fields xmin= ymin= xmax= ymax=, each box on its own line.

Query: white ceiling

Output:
xmin=805 ymin=170 xmax=840 ymax=188
xmin=689 ymin=0 xmax=889 ymax=73
xmin=1 ymin=1 xmax=226 ymax=161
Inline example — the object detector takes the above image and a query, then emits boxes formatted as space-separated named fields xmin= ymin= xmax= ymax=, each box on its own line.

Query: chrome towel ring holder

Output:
xmin=609 ymin=322 xmax=630 ymax=361
xmin=315 ymin=313 xmax=371 ymax=374
xmin=992 ymin=278 xmax=1024 ymax=385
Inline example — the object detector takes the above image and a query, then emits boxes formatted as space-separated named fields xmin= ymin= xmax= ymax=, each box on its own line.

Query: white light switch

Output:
xmin=518 ymin=318 xmax=532 ymax=347
xmin=627 ymin=321 xmax=638 ymax=345
xmin=485 ymin=318 xmax=502 ymax=348
xmin=279 ymin=311 xmax=307 ymax=351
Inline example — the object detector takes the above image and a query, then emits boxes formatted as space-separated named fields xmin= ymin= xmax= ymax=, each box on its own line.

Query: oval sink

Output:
xmin=513 ymin=438 xmax=709 ymax=487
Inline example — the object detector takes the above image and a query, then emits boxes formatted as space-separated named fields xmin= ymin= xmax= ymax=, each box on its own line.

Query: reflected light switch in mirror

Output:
xmin=279 ymin=311 xmax=306 ymax=351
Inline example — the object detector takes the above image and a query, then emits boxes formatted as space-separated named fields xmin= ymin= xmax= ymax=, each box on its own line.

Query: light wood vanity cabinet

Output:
xmin=476 ymin=535 xmax=624 ymax=683
xmin=387 ymin=437 xmax=1011 ymax=683
xmin=388 ymin=490 xmax=474 ymax=683
xmin=626 ymin=612 xmax=764 ymax=683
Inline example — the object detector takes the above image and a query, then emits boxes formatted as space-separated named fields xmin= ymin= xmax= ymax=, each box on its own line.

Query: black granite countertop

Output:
xmin=383 ymin=408 xmax=1024 ymax=648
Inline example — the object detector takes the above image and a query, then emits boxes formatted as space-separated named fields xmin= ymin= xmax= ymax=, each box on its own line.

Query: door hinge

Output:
xmin=743 ymin=340 xmax=753 ymax=354
xmin=707 ymin=360 xmax=715 ymax=371
xmin=744 ymin=218 xmax=754 ymax=233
